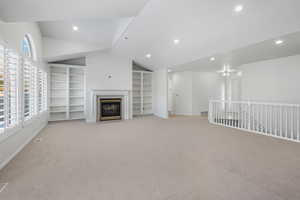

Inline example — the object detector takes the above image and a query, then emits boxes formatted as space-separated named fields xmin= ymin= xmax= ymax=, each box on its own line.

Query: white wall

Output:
xmin=170 ymin=71 xmax=223 ymax=115
xmin=86 ymin=51 xmax=132 ymax=90
xmin=0 ymin=22 xmax=44 ymax=63
xmin=43 ymin=37 xmax=103 ymax=61
xmin=238 ymin=54 xmax=300 ymax=104
xmin=153 ymin=68 xmax=168 ymax=118
xmin=168 ymin=75 xmax=173 ymax=113
xmin=192 ymin=72 xmax=224 ymax=115
xmin=0 ymin=21 xmax=48 ymax=170
xmin=85 ymin=51 xmax=132 ymax=121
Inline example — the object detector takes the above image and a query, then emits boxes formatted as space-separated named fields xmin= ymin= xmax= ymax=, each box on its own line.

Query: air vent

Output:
xmin=34 ymin=137 xmax=43 ymax=143
xmin=0 ymin=183 xmax=8 ymax=193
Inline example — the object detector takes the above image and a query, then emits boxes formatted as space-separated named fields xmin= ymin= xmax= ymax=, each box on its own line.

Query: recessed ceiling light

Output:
xmin=73 ymin=26 xmax=79 ymax=31
xmin=210 ymin=57 xmax=216 ymax=61
xmin=234 ymin=5 xmax=243 ymax=13
xmin=174 ymin=39 xmax=180 ymax=45
xmin=275 ymin=40 xmax=284 ymax=45
xmin=146 ymin=54 xmax=152 ymax=58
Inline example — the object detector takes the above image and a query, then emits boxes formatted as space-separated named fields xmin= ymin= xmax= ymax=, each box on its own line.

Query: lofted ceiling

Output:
xmin=1 ymin=0 xmax=300 ymax=70
xmin=38 ymin=18 xmax=133 ymax=47
xmin=113 ymin=0 xmax=300 ymax=69
xmin=172 ymin=31 xmax=300 ymax=72
xmin=0 ymin=0 xmax=149 ymax=22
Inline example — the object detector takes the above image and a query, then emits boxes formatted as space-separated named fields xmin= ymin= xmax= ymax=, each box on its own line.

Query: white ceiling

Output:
xmin=172 ymin=31 xmax=300 ymax=72
xmin=113 ymin=0 xmax=300 ymax=69
xmin=1 ymin=0 xmax=300 ymax=69
xmin=38 ymin=18 xmax=133 ymax=47
xmin=0 ymin=0 xmax=149 ymax=22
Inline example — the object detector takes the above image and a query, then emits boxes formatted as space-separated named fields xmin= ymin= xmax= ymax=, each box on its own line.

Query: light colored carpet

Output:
xmin=1 ymin=116 xmax=300 ymax=200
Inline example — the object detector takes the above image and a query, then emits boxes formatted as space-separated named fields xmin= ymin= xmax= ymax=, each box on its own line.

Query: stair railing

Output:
xmin=209 ymin=100 xmax=300 ymax=143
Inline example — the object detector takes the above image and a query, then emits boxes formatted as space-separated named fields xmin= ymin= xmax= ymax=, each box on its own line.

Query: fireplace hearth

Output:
xmin=99 ymin=98 xmax=121 ymax=121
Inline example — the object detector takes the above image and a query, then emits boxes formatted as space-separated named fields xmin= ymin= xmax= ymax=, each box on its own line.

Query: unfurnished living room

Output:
xmin=1 ymin=0 xmax=300 ymax=200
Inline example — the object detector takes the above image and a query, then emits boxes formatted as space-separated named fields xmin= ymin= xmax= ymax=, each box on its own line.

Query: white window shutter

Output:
xmin=31 ymin=65 xmax=37 ymax=116
xmin=0 ymin=45 xmax=4 ymax=133
xmin=23 ymin=60 xmax=37 ymax=120
xmin=38 ymin=69 xmax=47 ymax=112
xmin=0 ymin=43 xmax=48 ymax=138
xmin=42 ymin=71 xmax=48 ymax=112
xmin=5 ymin=49 xmax=19 ymax=128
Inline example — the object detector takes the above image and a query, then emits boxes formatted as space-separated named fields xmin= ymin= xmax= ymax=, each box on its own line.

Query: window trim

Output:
xmin=21 ymin=34 xmax=37 ymax=61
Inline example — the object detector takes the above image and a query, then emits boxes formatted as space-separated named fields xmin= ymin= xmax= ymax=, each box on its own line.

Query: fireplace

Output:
xmin=87 ymin=90 xmax=130 ymax=123
xmin=99 ymin=98 xmax=122 ymax=121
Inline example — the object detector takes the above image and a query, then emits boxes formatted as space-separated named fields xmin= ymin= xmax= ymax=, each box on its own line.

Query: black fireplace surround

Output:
xmin=99 ymin=98 xmax=121 ymax=121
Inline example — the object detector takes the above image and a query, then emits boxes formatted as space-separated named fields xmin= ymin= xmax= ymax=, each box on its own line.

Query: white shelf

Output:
xmin=70 ymin=110 xmax=84 ymax=112
xmin=132 ymin=71 xmax=153 ymax=116
xmin=50 ymin=104 xmax=67 ymax=107
xmin=50 ymin=110 xmax=67 ymax=113
xmin=51 ymin=72 xmax=67 ymax=76
xmin=51 ymin=96 xmax=67 ymax=98
xmin=49 ymin=117 xmax=67 ymax=122
xmin=70 ymin=96 xmax=84 ymax=98
xmin=50 ymin=65 xmax=85 ymax=121
xmin=70 ymin=117 xmax=84 ymax=120
xmin=51 ymin=80 xmax=65 ymax=83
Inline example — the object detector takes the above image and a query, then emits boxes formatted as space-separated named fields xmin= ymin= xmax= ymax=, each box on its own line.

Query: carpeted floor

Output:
xmin=1 ymin=116 xmax=300 ymax=200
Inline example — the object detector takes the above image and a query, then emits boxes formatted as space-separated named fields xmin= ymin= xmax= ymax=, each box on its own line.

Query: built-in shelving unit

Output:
xmin=132 ymin=71 xmax=153 ymax=116
xmin=49 ymin=64 xmax=85 ymax=121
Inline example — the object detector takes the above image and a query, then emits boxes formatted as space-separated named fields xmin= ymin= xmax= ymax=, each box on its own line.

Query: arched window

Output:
xmin=21 ymin=34 xmax=36 ymax=60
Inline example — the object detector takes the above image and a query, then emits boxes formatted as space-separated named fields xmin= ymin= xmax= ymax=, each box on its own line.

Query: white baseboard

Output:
xmin=154 ymin=112 xmax=169 ymax=119
xmin=174 ymin=113 xmax=193 ymax=116
xmin=0 ymin=122 xmax=47 ymax=171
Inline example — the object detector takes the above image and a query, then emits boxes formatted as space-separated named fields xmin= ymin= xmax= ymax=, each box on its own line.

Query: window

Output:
xmin=22 ymin=34 xmax=40 ymax=121
xmin=0 ymin=36 xmax=47 ymax=139
xmin=38 ymin=69 xmax=47 ymax=112
xmin=0 ymin=45 xmax=20 ymax=133
xmin=23 ymin=60 xmax=37 ymax=121
xmin=6 ymin=49 xmax=19 ymax=128
xmin=0 ymin=45 xmax=4 ymax=132
xmin=21 ymin=35 xmax=35 ymax=60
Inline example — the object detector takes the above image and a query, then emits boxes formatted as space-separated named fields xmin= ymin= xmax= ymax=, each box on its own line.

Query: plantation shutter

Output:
xmin=42 ymin=71 xmax=47 ymax=112
xmin=24 ymin=60 xmax=37 ymax=120
xmin=5 ymin=49 xmax=19 ymax=128
xmin=38 ymin=69 xmax=47 ymax=112
xmin=0 ymin=45 xmax=4 ymax=132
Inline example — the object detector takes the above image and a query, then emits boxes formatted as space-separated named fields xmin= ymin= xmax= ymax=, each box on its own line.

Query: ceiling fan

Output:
xmin=217 ymin=65 xmax=238 ymax=76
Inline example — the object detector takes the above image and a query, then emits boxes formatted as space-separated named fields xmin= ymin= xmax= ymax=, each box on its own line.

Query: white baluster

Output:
xmin=265 ymin=105 xmax=268 ymax=135
xmin=217 ymin=102 xmax=219 ymax=124
xmin=291 ymin=106 xmax=294 ymax=140
xmin=225 ymin=102 xmax=228 ymax=126
xmin=248 ymin=103 xmax=251 ymax=130
xmin=256 ymin=104 xmax=258 ymax=132
xmin=285 ymin=107 xmax=288 ymax=139
xmin=241 ymin=103 xmax=243 ymax=129
xmin=270 ymin=105 xmax=273 ymax=135
xmin=275 ymin=105 xmax=278 ymax=136
xmin=234 ymin=103 xmax=237 ymax=128
xmin=238 ymin=103 xmax=240 ymax=128
xmin=214 ymin=102 xmax=216 ymax=123
xmin=280 ymin=105 xmax=282 ymax=137
xmin=297 ymin=106 xmax=299 ymax=141
xmin=260 ymin=104 xmax=263 ymax=133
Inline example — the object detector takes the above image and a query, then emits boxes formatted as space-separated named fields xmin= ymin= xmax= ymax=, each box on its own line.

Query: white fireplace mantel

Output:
xmin=86 ymin=89 xmax=131 ymax=123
